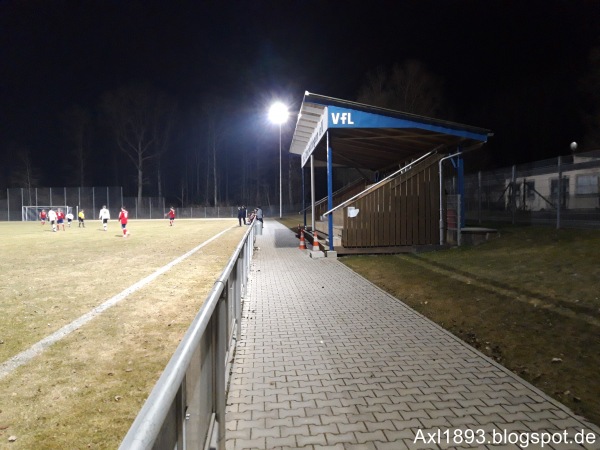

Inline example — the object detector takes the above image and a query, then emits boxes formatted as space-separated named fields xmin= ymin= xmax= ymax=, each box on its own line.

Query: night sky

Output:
xmin=1 ymin=0 xmax=599 ymax=204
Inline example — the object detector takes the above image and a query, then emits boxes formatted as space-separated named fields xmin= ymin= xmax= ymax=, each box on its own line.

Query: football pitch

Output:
xmin=0 ymin=219 xmax=247 ymax=449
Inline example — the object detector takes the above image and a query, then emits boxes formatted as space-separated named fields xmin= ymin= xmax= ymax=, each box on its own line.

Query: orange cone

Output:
xmin=312 ymin=231 xmax=319 ymax=251
xmin=299 ymin=229 xmax=306 ymax=250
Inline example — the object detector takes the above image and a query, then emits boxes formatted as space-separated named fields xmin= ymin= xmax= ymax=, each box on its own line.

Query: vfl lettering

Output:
xmin=330 ymin=112 xmax=354 ymax=125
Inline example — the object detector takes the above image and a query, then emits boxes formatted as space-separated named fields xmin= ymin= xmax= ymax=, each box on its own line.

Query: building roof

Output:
xmin=289 ymin=92 xmax=492 ymax=171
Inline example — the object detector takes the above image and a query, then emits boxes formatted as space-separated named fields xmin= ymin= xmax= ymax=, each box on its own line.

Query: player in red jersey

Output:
xmin=56 ymin=209 xmax=66 ymax=231
xmin=166 ymin=207 xmax=176 ymax=226
xmin=118 ymin=206 xmax=129 ymax=238
xmin=39 ymin=209 xmax=47 ymax=225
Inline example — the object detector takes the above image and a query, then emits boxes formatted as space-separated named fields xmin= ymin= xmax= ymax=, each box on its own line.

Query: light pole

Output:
xmin=268 ymin=102 xmax=288 ymax=219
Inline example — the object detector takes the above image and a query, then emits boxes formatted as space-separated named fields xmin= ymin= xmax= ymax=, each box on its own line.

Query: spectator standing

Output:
xmin=237 ymin=205 xmax=246 ymax=226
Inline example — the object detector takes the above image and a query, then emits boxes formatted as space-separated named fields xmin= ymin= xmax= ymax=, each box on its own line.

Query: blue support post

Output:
xmin=327 ymin=133 xmax=334 ymax=250
xmin=302 ymin=164 xmax=306 ymax=228
xmin=450 ymin=150 xmax=465 ymax=229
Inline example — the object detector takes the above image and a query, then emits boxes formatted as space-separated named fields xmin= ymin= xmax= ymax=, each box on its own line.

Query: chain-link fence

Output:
xmin=1 ymin=187 xmax=125 ymax=221
xmin=445 ymin=194 xmax=462 ymax=245
xmin=0 ymin=186 xmax=301 ymax=222
xmin=446 ymin=150 xmax=600 ymax=229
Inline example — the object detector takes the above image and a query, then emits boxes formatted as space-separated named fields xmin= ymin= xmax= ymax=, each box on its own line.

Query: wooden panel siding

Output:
xmin=342 ymin=154 xmax=443 ymax=249
xmin=313 ymin=179 xmax=368 ymax=219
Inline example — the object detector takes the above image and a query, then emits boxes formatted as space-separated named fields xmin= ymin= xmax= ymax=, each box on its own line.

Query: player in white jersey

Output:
xmin=98 ymin=206 xmax=110 ymax=231
xmin=47 ymin=208 xmax=57 ymax=232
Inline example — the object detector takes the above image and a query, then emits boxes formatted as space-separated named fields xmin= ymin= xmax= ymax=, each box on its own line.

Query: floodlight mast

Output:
xmin=268 ymin=102 xmax=289 ymax=219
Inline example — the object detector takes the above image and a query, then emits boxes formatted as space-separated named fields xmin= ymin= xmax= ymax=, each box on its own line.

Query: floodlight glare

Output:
xmin=269 ymin=102 xmax=289 ymax=125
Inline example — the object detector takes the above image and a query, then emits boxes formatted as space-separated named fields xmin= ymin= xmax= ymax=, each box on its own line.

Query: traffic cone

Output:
xmin=299 ymin=229 xmax=307 ymax=250
xmin=312 ymin=231 xmax=320 ymax=251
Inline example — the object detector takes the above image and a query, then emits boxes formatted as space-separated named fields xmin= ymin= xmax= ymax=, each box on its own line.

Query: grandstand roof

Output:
xmin=289 ymin=92 xmax=492 ymax=171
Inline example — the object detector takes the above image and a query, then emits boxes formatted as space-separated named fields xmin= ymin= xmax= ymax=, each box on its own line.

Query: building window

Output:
xmin=524 ymin=180 xmax=535 ymax=199
xmin=575 ymin=174 xmax=599 ymax=196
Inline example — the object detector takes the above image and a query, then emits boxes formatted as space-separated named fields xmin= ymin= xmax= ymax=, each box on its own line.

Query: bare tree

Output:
xmin=61 ymin=105 xmax=92 ymax=186
xmin=152 ymin=95 xmax=177 ymax=199
xmin=200 ymin=98 xmax=227 ymax=206
xmin=101 ymin=84 xmax=175 ymax=207
xmin=357 ymin=60 xmax=447 ymax=117
xmin=10 ymin=144 xmax=40 ymax=203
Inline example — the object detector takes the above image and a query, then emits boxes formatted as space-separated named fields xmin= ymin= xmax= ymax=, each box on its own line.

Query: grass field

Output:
xmin=339 ymin=225 xmax=600 ymax=426
xmin=0 ymin=219 xmax=247 ymax=449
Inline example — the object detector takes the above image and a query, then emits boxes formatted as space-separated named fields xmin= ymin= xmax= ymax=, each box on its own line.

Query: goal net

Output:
xmin=22 ymin=206 xmax=73 ymax=222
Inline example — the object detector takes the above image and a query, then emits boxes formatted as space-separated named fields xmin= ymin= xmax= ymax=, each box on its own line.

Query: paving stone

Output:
xmin=224 ymin=221 xmax=600 ymax=449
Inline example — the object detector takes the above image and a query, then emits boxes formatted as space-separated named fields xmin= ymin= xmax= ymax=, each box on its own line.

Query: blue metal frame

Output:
xmin=302 ymin=164 xmax=306 ymax=228
xmin=327 ymin=132 xmax=334 ymax=250
xmin=450 ymin=150 xmax=465 ymax=228
xmin=326 ymin=105 xmax=489 ymax=142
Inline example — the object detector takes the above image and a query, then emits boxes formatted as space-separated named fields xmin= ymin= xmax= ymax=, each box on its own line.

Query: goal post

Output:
xmin=22 ymin=206 xmax=73 ymax=222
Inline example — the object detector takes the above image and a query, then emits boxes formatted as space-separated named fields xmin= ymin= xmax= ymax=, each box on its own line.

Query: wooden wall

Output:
xmin=342 ymin=155 xmax=442 ymax=248
xmin=314 ymin=179 xmax=368 ymax=219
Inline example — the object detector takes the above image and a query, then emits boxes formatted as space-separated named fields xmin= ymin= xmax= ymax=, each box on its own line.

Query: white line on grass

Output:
xmin=0 ymin=226 xmax=234 ymax=380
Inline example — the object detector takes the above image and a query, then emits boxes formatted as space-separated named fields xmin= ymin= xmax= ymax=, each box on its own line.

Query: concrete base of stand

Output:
xmin=309 ymin=250 xmax=325 ymax=259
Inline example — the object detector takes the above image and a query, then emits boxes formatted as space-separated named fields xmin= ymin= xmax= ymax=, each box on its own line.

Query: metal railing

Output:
xmin=119 ymin=221 xmax=256 ymax=450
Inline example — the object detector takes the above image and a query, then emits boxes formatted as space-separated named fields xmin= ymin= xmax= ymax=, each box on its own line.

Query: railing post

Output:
xmin=176 ymin=379 xmax=186 ymax=449
xmin=215 ymin=288 xmax=227 ymax=450
xmin=511 ymin=165 xmax=516 ymax=225
xmin=557 ymin=156 xmax=562 ymax=230
xmin=457 ymin=195 xmax=462 ymax=247
xmin=478 ymin=171 xmax=482 ymax=224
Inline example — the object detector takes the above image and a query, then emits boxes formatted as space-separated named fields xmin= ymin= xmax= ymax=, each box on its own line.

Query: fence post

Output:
xmin=478 ymin=171 xmax=482 ymax=224
xmin=92 ymin=187 xmax=95 ymax=218
xmin=557 ymin=156 xmax=562 ymax=230
xmin=215 ymin=290 xmax=227 ymax=450
xmin=7 ymin=188 xmax=9 ymax=221
xmin=457 ymin=194 xmax=462 ymax=247
xmin=511 ymin=165 xmax=516 ymax=225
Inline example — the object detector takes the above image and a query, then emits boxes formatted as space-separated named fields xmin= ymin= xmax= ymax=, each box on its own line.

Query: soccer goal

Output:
xmin=22 ymin=206 xmax=73 ymax=222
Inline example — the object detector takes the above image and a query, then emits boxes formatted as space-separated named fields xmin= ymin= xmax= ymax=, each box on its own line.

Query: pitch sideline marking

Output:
xmin=0 ymin=226 xmax=235 ymax=380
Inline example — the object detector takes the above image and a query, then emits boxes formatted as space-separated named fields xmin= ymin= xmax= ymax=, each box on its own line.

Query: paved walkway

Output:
xmin=226 ymin=221 xmax=600 ymax=450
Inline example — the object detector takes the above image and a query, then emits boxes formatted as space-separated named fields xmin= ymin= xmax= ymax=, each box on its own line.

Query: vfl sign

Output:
xmin=301 ymin=107 xmax=328 ymax=167
xmin=328 ymin=106 xmax=390 ymax=128
xmin=330 ymin=111 xmax=354 ymax=125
